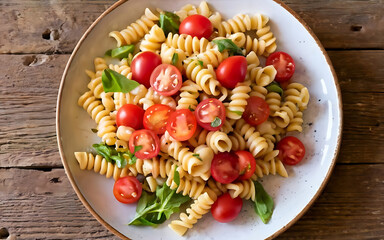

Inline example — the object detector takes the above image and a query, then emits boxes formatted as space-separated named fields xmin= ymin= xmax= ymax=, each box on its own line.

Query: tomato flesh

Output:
xmin=166 ymin=109 xmax=197 ymax=141
xmin=235 ymin=150 xmax=256 ymax=180
xmin=116 ymin=104 xmax=144 ymax=129
xmin=195 ymin=98 xmax=226 ymax=131
xmin=266 ymin=51 xmax=295 ymax=82
xmin=216 ymin=56 xmax=247 ymax=89
xmin=276 ymin=136 xmax=306 ymax=165
xmin=179 ymin=14 xmax=213 ymax=39
xmin=211 ymin=152 xmax=240 ymax=184
xmin=129 ymin=129 xmax=160 ymax=159
xmin=113 ymin=176 xmax=142 ymax=204
xmin=211 ymin=193 xmax=243 ymax=223
xmin=143 ymin=104 xmax=174 ymax=135
xmin=150 ymin=64 xmax=182 ymax=96
xmin=242 ymin=96 xmax=270 ymax=126
xmin=131 ymin=51 xmax=162 ymax=88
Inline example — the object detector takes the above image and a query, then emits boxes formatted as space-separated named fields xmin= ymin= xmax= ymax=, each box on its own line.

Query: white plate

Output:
xmin=56 ymin=0 xmax=342 ymax=239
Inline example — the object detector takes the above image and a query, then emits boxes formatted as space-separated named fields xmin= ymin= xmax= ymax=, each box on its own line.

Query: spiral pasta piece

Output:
xmin=166 ymin=33 xmax=213 ymax=56
xmin=113 ymin=85 xmax=148 ymax=110
xmin=206 ymin=131 xmax=232 ymax=154
xmin=168 ymin=192 xmax=215 ymax=236
xmin=160 ymin=44 xmax=187 ymax=72
xmin=274 ymin=101 xmax=298 ymax=128
xmin=109 ymin=8 xmax=161 ymax=47
xmin=225 ymin=81 xmax=251 ymax=120
xmin=97 ymin=113 xmax=117 ymax=146
xmin=235 ymin=119 xmax=268 ymax=157
xmin=139 ymin=87 xmax=177 ymax=110
xmin=285 ymin=83 xmax=310 ymax=111
xmin=256 ymin=25 xmax=277 ymax=56
xmin=248 ymin=65 xmax=277 ymax=87
xmin=228 ymin=130 xmax=246 ymax=151
xmin=177 ymin=80 xmax=202 ymax=110
xmin=78 ymin=91 xmax=109 ymax=124
xmin=226 ymin=178 xmax=255 ymax=201
xmin=243 ymin=35 xmax=267 ymax=56
xmin=217 ymin=13 xmax=269 ymax=36
xmin=249 ymin=85 xmax=268 ymax=99
xmin=286 ymin=110 xmax=304 ymax=132
xmin=266 ymin=92 xmax=282 ymax=116
xmin=142 ymin=176 xmax=166 ymax=192
xmin=195 ymin=48 xmax=228 ymax=68
xmin=139 ymin=24 xmax=166 ymax=53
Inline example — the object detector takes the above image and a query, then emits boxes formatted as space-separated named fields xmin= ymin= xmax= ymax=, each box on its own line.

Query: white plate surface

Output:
xmin=57 ymin=0 xmax=342 ymax=239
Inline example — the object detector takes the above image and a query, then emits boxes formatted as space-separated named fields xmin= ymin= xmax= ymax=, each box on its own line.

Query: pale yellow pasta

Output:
xmin=225 ymin=80 xmax=251 ymax=120
xmin=220 ymin=119 xmax=234 ymax=134
xmin=194 ymin=48 xmax=229 ymax=68
xmin=109 ymin=8 xmax=161 ymax=47
xmin=78 ymin=91 xmax=109 ymax=124
xmin=274 ymin=100 xmax=299 ymax=128
xmin=235 ymin=119 xmax=268 ymax=158
xmin=217 ymin=13 xmax=269 ymax=36
xmin=176 ymin=80 xmax=202 ymax=110
xmin=166 ymin=33 xmax=213 ymax=56
xmin=192 ymin=145 xmax=214 ymax=180
xmin=97 ymin=113 xmax=117 ymax=146
xmin=285 ymin=83 xmax=310 ymax=111
xmin=142 ymin=176 xmax=166 ymax=192
xmin=226 ymin=178 xmax=255 ymax=201
xmin=266 ymin=92 xmax=282 ymax=116
xmin=160 ymin=44 xmax=187 ymax=71
xmin=139 ymin=24 xmax=166 ymax=53
xmin=139 ymin=87 xmax=177 ymax=110
xmin=206 ymin=131 xmax=232 ymax=154
xmin=286 ymin=110 xmax=304 ymax=132
xmin=113 ymin=85 xmax=148 ymax=110
xmin=243 ymin=35 xmax=267 ymax=56
xmin=116 ymin=126 xmax=135 ymax=142
xmin=248 ymin=65 xmax=277 ymax=87
xmin=228 ymin=130 xmax=246 ymax=151
xmin=256 ymin=25 xmax=277 ymax=56
xmin=206 ymin=178 xmax=227 ymax=196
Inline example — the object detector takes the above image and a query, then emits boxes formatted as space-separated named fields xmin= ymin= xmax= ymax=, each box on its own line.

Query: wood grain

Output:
xmin=0 ymin=0 xmax=383 ymax=54
xmin=1 ymin=165 xmax=383 ymax=239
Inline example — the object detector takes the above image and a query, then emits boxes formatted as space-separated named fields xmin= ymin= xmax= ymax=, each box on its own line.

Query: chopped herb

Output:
xmin=159 ymin=11 xmax=180 ymax=35
xmin=92 ymin=143 xmax=127 ymax=168
xmin=212 ymin=39 xmax=244 ymax=56
xmin=104 ymin=49 xmax=112 ymax=57
xmin=188 ymin=105 xmax=195 ymax=112
xmin=230 ymin=110 xmax=243 ymax=116
xmin=173 ymin=167 xmax=180 ymax=187
xmin=101 ymin=69 xmax=140 ymax=93
xmin=134 ymin=145 xmax=143 ymax=153
xmin=265 ymin=81 xmax=283 ymax=95
xmin=211 ymin=117 xmax=222 ymax=128
xmin=254 ymin=181 xmax=274 ymax=224
xmin=171 ymin=53 xmax=179 ymax=66
xmin=192 ymin=153 xmax=202 ymax=161
xmin=91 ymin=128 xmax=98 ymax=133
xmin=197 ymin=59 xmax=204 ymax=67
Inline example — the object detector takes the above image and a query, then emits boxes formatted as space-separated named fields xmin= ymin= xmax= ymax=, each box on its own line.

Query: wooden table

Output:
xmin=1 ymin=0 xmax=383 ymax=239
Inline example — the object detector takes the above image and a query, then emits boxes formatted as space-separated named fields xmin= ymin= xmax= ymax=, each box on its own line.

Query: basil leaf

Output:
xmin=134 ymin=145 xmax=143 ymax=153
xmin=159 ymin=11 xmax=180 ymax=35
xmin=192 ymin=153 xmax=202 ymax=161
xmin=266 ymin=81 xmax=283 ymax=95
xmin=104 ymin=49 xmax=112 ymax=57
xmin=111 ymin=152 xmax=127 ymax=168
xmin=111 ymin=45 xmax=134 ymax=59
xmin=92 ymin=143 xmax=114 ymax=162
xmin=230 ymin=110 xmax=243 ymax=116
xmin=171 ymin=53 xmax=179 ymax=66
xmin=212 ymin=39 xmax=244 ymax=56
xmin=173 ymin=166 xmax=180 ymax=187
xmin=188 ymin=105 xmax=195 ymax=111
xmin=101 ymin=69 xmax=140 ymax=93
xmin=254 ymin=181 xmax=274 ymax=224
xmin=197 ymin=59 xmax=204 ymax=67
xmin=211 ymin=117 xmax=222 ymax=128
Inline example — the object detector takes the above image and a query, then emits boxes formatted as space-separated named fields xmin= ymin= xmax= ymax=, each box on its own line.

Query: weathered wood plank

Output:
xmin=0 ymin=165 xmax=383 ymax=239
xmin=0 ymin=0 xmax=383 ymax=54
xmin=0 ymin=51 xmax=383 ymax=167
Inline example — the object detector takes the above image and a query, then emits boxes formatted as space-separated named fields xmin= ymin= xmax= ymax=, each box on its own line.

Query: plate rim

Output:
xmin=55 ymin=0 xmax=343 ymax=239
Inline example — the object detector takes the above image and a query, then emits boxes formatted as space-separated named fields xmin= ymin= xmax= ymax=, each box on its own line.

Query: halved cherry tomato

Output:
xmin=129 ymin=129 xmax=160 ymax=159
xmin=143 ymin=104 xmax=174 ymax=135
xmin=216 ymin=56 xmax=247 ymax=89
xmin=211 ymin=152 xmax=240 ymax=184
xmin=235 ymin=150 xmax=256 ymax=180
xmin=242 ymin=96 xmax=270 ymax=126
xmin=179 ymin=14 xmax=213 ymax=39
xmin=150 ymin=64 xmax=182 ymax=96
xmin=166 ymin=109 xmax=197 ymax=141
xmin=276 ymin=136 xmax=306 ymax=165
xmin=113 ymin=176 xmax=142 ymax=204
xmin=131 ymin=51 xmax=162 ymax=88
xmin=211 ymin=193 xmax=243 ymax=223
xmin=195 ymin=98 xmax=226 ymax=131
xmin=116 ymin=104 xmax=144 ymax=129
xmin=266 ymin=51 xmax=295 ymax=82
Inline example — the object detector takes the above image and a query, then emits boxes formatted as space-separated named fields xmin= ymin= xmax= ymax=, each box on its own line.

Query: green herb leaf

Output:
xmin=104 ymin=49 xmax=112 ymax=57
xmin=129 ymin=183 xmax=190 ymax=226
xmin=254 ymin=181 xmax=274 ymax=224
xmin=159 ymin=11 xmax=180 ymax=36
xmin=197 ymin=59 xmax=204 ymax=67
xmin=188 ymin=105 xmax=195 ymax=112
xmin=91 ymin=128 xmax=98 ymax=133
xmin=110 ymin=152 xmax=127 ymax=168
xmin=266 ymin=81 xmax=283 ymax=95
xmin=212 ymin=39 xmax=244 ymax=56
xmin=211 ymin=117 xmax=222 ymax=128
xmin=92 ymin=143 xmax=114 ymax=162
xmin=101 ymin=69 xmax=140 ymax=93
xmin=171 ymin=53 xmax=179 ymax=66
xmin=192 ymin=153 xmax=202 ymax=161
xmin=173 ymin=167 xmax=180 ymax=187
xmin=230 ymin=110 xmax=243 ymax=116
xmin=110 ymin=45 xmax=134 ymax=59
xmin=134 ymin=145 xmax=143 ymax=153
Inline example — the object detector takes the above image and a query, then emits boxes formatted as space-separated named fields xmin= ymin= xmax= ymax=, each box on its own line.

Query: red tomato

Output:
xmin=266 ymin=51 xmax=295 ymax=82
xmin=211 ymin=193 xmax=243 ymax=223
xmin=129 ymin=129 xmax=160 ymax=159
xmin=113 ymin=176 xmax=142 ymax=204
xmin=131 ymin=51 xmax=162 ymax=88
xmin=116 ymin=104 xmax=144 ymax=129
xmin=216 ymin=56 xmax=247 ymax=89
xmin=195 ymin=98 xmax=226 ymax=131
xmin=179 ymin=14 xmax=213 ymax=39
xmin=242 ymin=96 xmax=270 ymax=126
xmin=211 ymin=152 xmax=240 ymax=184
xmin=235 ymin=150 xmax=256 ymax=180
xmin=166 ymin=109 xmax=197 ymax=141
xmin=150 ymin=64 xmax=182 ymax=96
xmin=143 ymin=104 xmax=174 ymax=135
xmin=276 ymin=136 xmax=306 ymax=165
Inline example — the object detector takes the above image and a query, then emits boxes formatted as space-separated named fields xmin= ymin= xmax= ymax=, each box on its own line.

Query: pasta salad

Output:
xmin=74 ymin=1 xmax=310 ymax=236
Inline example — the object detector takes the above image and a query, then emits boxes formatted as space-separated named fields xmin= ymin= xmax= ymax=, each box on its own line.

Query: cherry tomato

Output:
xmin=129 ymin=129 xmax=160 ymax=159
xmin=179 ymin=14 xmax=213 ymax=39
xmin=143 ymin=104 xmax=174 ymax=135
xmin=166 ymin=109 xmax=197 ymax=141
xmin=211 ymin=193 xmax=243 ymax=223
xmin=150 ymin=64 xmax=182 ymax=96
xmin=116 ymin=104 xmax=144 ymax=129
xmin=113 ymin=176 xmax=142 ymax=204
xmin=195 ymin=98 xmax=226 ymax=131
xmin=131 ymin=51 xmax=162 ymax=88
xmin=276 ymin=136 xmax=306 ymax=165
xmin=211 ymin=152 xmax=240 ymax=184
xmin=216 ymin=56 xmax=247 ymax=89
xmin=242 ymin=96 xmax=270 ymax=126
xmin=266 ymin=51 xmax=295 ymax=82
xmin=235 ymin=150 xmax=256 ymax=180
